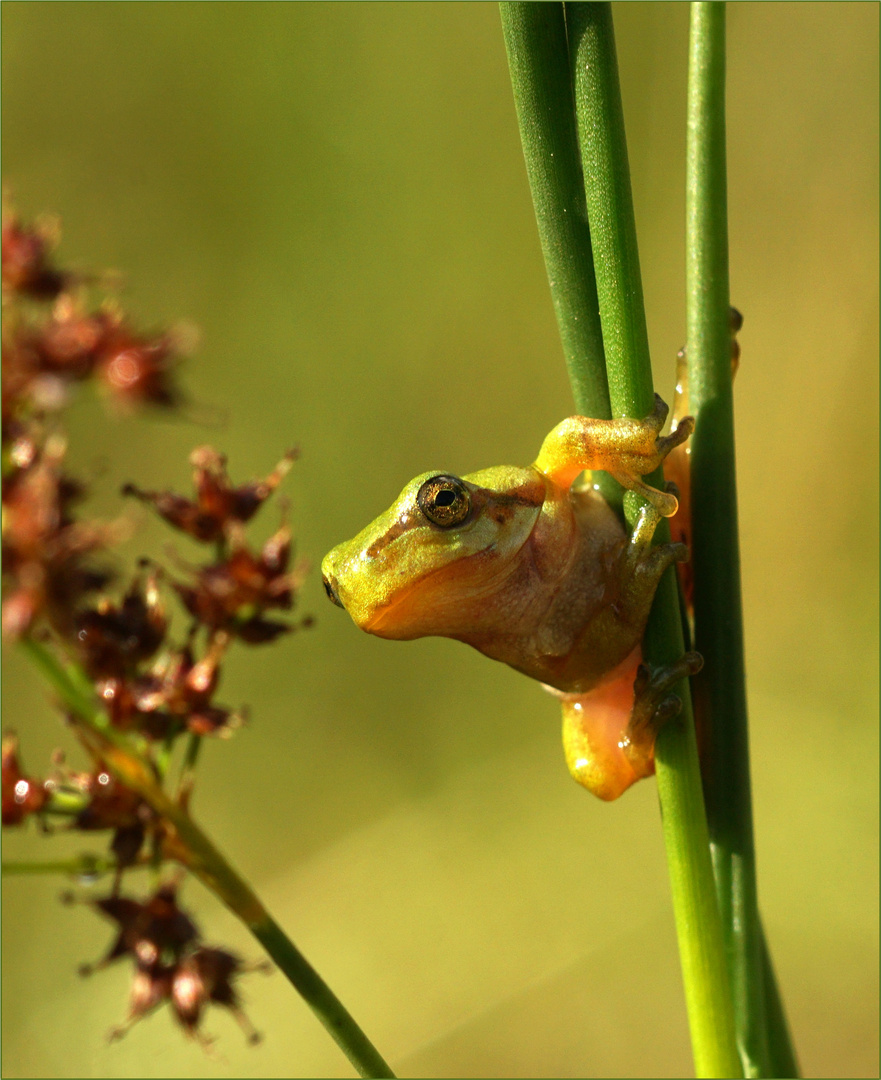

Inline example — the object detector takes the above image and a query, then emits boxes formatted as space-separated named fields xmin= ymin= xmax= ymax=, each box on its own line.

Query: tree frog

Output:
xmin=321 ymin=394 xmax=701 ymax=800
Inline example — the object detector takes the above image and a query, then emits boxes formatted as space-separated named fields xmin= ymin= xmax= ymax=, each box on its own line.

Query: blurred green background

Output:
xmin=2 ymin=2 xmax=877 ymax=1077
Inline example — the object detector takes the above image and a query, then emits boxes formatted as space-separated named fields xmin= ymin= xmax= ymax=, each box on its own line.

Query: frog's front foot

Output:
xmin=627 ymin=485 xmax=687 ymax=560
xmin=619 ymin=651 xmax=704 ymax=774
xmin=619 ymin=488 xmax=689 ymax=613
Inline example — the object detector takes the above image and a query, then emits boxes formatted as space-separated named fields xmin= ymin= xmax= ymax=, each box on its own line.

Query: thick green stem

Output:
xmin=18 ymin=637 xmax=396 ymax=1080
xmin=566 ymin=4 xmax=741 ymax=1076
xmin=686 ymin=5 xmax=797 ymax=1076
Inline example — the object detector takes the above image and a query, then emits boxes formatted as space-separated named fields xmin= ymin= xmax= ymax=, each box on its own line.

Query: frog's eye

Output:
xmin=417 ymin=475 xmax=472 ymax=529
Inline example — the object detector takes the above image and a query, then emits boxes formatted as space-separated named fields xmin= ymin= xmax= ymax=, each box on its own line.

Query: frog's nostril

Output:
xmin=323 ymin=574 xmax=343 ymax=608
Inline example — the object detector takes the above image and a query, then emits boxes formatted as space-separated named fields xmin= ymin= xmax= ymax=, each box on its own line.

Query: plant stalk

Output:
xmin=499 ymin=1 xmax=622 ymax=512
xmin=499 ymin=1 xmax=608 ymax=419
xmin=3 ymin=854 xmax=122 ymax=877
xmin=686 ymin=5 xmax=797 ymax=1076
xmin=566 ymin=4 xmax=741 ymax=1075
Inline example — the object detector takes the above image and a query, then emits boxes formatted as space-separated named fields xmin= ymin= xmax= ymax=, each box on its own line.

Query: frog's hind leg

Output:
xmin=533 ymin=394 xmax=694 ymax=518
xmin=560 ymin=650 xmax=703 ymax=801
xmin=619 ymin=651 xmax=703 ymax=776
xmin=560 ymin=656 xmax=647 ymax=801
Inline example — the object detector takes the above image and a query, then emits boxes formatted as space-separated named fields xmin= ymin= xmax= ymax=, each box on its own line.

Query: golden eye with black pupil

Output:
xmin=417 ymin=475 xmax=472 ymax=529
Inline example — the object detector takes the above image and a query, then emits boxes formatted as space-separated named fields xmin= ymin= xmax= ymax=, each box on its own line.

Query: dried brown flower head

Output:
xmin=82 ymin=881 xmax=198 ymax=975
xmin=124 ymin=445 xmax=298 ymax=544
xmin=172 ymin=520 xmax=306 ymax=643
xmin=1 ymin=212 xmax=67 ymax=300
xmin=103 ymin=634 xmax=243 ymax=739
xmin=5 ymin=206 xmax=303 ymax=1049
xmin=77 ymin=882 xmax=265 ymax=1046
xmin=1 ymin=436 xmax=114 ymax=638
xmin=171 ymin=947 xmax=264 ymax=1045
xmin=73 ymin=572 xmax=167 ymax=679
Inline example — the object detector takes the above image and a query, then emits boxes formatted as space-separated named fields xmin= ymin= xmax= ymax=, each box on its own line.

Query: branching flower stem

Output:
xmin=19 ymin=636 xmax=396 ymax=1080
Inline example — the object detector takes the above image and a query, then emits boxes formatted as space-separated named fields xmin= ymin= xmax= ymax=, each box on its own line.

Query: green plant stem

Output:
xmin=566 ymin=4 xmax=741 ymax=1076
xmin=760 ymin=923 xmax=800 ymax=1079
xmin=176 ymin=730 xmax=203 ymax=801
xmin=3 ymin=854 xmax=119 ymax=877
xmin=564 ymin=2 xmax=650 ymax=418
xmin=42 ymin=787 xmax=91 ymax=815
xmin=498 ymin=3 xmax=608 ymax=417
xmin=686 ymin=6 xmax=797 ymax=1076
xmin=499 ymin=1 xmax=620 ymax=511
xmin=19 ymin=636 xmax=395 ymax=1080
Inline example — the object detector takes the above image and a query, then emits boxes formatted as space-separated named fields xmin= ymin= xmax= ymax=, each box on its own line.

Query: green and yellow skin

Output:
xmin=322 ymin=394 xmax=701 ymax=801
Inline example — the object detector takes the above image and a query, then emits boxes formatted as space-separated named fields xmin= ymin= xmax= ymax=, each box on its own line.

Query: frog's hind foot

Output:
xmin=630 ymin=538 xmax=688 ymax=594
xmin=606 ymin=399 xmax=694 ymax=518
xmin=619 ymin=651 xmax=703 ymax=773
xmin=641 ymin=393 xmax=695 ymax=457
xmin=533 ymin=394 xmax=696 ymax=518
xmin=655 ymin=413 xmax=694 ymax=457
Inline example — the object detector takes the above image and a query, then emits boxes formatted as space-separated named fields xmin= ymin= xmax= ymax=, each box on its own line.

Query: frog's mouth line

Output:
xmin=322 ymin=568 xmax=415 ymax=634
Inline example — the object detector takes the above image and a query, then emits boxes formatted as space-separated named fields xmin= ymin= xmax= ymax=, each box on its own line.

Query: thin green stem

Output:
xmin=42 ymin=786 xmax=91 ymax=815
xmin=499 ymin=1 xmax=620 ymax=509
xmin=499 ymin=2 xmax=608 ymax=417
xmin=155 ymin=720 xmax=185 ymax=780
xmin=18 ymin=637 xmax=395 ymax=1079
xmin=760 ymin=923 xmax=800 ymax=1079
xmin=3 ymin=853 xmax=128 ymax=878
xmin=564 ymin=2 xmax=651 ymax=418
xmin=566 ymin=4 xmax=741 ymax=1076
xmin=686 ymin=5 xmax=797 ymax=1076
xmin=176 ymin=730 xmax=203 ymax=802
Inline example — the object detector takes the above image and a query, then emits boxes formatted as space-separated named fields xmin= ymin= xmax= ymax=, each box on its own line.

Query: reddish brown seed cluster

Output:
xmin=1 ymin=432 xmax=114 ymax=639
xmin=126 ymin=444 xmax=308 ymax=644
xmin=94 ymin=634 xmax=237 ymax=740
xmin=1 ymin=213 xmax=68 ymax=299
xmin=124 ymin=444 xmax=298 ymax=543
xmin=3 ymin=211 xmax=183 ymax=419
xmin=75 ymin=881 xmax=265 ymax=1045
xmin=2 ymin=208 xmax=299 ymax=1046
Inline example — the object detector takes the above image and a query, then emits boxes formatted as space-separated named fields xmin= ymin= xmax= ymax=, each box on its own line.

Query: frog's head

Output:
xmin=321 ymin=466 xmax=545 ymax=639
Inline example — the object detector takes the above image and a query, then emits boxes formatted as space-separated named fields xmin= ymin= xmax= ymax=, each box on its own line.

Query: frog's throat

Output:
xmin=361 ymin=538 xmax=536 ymax=639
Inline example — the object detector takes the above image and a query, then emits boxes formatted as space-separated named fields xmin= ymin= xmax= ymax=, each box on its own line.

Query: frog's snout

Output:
xmin=322 ymin=572 xmax=344 ymax=608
